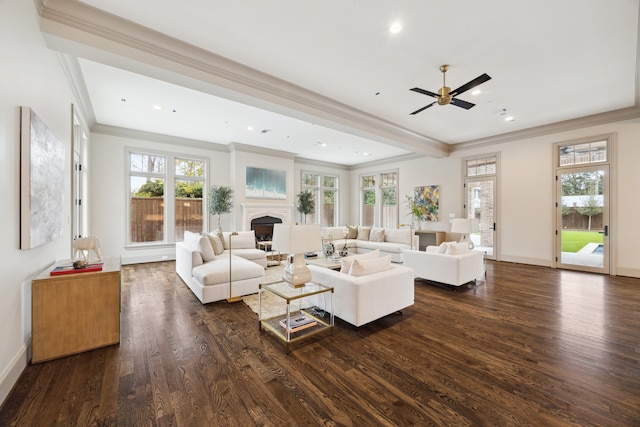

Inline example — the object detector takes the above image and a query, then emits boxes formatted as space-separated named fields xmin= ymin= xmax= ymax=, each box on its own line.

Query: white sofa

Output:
xmin=306 ymin=252 xmax=415 ymax=327
xmin=403 ymin=242 xmax=484 ymax=287
xmin=321 ymin=226 xmax=418 ymax=263
xmin=176 ymin=230 xmax=266 ymax=303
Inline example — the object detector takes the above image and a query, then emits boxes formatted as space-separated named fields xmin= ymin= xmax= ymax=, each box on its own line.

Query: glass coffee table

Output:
xmin=259 ymin=280 xmax=334 ymax=352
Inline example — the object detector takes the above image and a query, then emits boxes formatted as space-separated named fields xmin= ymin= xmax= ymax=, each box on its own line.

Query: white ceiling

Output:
xmin=40 ymin=0 xmax=639 ymax=165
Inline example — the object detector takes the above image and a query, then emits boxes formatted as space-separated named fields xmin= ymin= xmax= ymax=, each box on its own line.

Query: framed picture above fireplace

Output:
xmin=246 ymin=167 xmax=286 ymax=200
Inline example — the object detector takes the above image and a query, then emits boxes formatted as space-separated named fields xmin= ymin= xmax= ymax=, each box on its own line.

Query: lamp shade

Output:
xmin=271 ymin=223 xmax=322 ymax=255
xmin=450 ymin=218 xmax=479 ymax=234
xmin=271 ymin=223 xmax=322 ymax=287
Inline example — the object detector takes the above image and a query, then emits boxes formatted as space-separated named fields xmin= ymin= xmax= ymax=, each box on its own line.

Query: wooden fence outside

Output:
xmin=131 ymin=197 xmax=203 ymax=242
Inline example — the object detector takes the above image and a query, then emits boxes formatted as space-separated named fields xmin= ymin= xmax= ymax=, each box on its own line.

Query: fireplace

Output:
xmin=251 ymin=216 xmax=282 ymax=242
xmin=241 ymin=203 xmax=295 ymax=233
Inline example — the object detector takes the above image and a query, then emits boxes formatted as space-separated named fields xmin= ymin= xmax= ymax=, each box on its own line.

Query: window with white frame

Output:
xmin=359 ymin=170 xmax=398 ymax=227
xmin=128 ymin=150 xmax=206 ymax=245
xmin=558 ymin=140 xmax=607 ymax=167
xmin=302 ymin=171 xmax=339 ymax=226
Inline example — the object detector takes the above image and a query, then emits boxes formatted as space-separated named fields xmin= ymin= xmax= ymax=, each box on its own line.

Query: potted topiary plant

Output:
xmin=296 ymin=190 xmax=315 ymax=224
xmin=208 ymin=185 xmax=233 ymax=230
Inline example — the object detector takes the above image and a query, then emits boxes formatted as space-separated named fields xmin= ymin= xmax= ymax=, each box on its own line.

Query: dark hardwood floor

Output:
xmin=1 ymin=260 xmax=640 ymax=426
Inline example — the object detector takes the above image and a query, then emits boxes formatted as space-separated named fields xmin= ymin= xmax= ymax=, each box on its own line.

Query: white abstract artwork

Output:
xmin=20 ymin=107 xmax=65 ymax=249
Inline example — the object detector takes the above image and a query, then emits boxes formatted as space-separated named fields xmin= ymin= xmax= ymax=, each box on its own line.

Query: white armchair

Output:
xmin=403 ymin=243 xmax=484 ymax=287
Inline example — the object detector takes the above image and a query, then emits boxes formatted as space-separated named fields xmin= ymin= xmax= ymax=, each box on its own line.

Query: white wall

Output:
xmin=90 ymin=132 xmax=230 ymax=264
xmin=350 ymin=118 xmax=640 ymax=277
xmin=0 ymin=0 xmax=81 ymax=404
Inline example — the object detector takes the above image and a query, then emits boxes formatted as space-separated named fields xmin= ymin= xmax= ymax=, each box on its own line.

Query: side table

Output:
xmin=31 ymin=256 xmax=121 ymax=363
xmin=259 ymin=280 xmax=334 ymax=352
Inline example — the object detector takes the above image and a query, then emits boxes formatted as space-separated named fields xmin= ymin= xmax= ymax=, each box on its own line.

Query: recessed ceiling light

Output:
xmin=471 ymin=89 xmax=482 ymax=96
xmin=390 ymin=22 xmax=402 ymax=33
xmin=153 ymin=105 xmax=162 ymax=111
xmin=363 ymin=152 xmax=371 ymax=156
xmin=505 ymin=116 xmax=515 ymax=122
xmin=247 ymin=126 xmax=253 ymax=131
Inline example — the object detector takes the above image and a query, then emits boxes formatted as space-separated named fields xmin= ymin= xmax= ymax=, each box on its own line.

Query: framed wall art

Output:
xmin=415 ymin=185 xmax=440 ymax=221
xmin=245 ymin=167 xmax=286 ymax=199
xmin=20 ymin=106 xmax=65 ymax=249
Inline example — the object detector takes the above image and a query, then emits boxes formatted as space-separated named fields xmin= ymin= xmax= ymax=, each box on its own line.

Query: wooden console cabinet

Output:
xmin=415 ymin=230 xmax=446 ymax=251
xmin=31 ymin=257 xmax=121 ymax=363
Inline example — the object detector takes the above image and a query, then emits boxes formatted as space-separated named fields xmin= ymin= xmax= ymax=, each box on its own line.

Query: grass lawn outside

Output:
xmin=562 ymin=230 xmax=604 ymax=252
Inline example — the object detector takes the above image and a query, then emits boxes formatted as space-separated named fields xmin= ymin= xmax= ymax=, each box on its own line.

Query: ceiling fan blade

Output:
xmin=410 ymin=102 xmax=436 ymax=115
xmin=410 ymin=87 xmax=439 ymax=98
xmin=450 ymin=73 xmax=491 ymax=97
xmin=450 ymin=98 xmax=475 ymax=110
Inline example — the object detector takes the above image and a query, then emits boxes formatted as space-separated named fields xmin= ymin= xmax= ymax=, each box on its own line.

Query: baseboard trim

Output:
xmin=121 ymin=254 xmax=176 ymax=265
xmin=499 ymin=255 xmax=552 ymax=268
xmin=0 ymin=341 xmax=29 ymax=408
xmin=615 ymin=267 xmax=640 ymax=279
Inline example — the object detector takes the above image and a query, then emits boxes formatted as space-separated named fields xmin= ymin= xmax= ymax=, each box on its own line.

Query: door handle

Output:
xmin=604 ymin=225 xmax=608 ymax=237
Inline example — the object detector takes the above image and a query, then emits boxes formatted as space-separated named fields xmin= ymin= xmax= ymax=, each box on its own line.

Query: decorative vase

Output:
xmin=323 ymin=242 xmax=335 ymax=257
xmin=339 ymin=246 xmax=348 ymax=257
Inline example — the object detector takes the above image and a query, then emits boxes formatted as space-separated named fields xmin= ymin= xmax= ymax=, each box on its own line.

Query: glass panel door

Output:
xmin=556 ymin=165 xmax=609 ymax=273
xmin=465 ymin=177 xmax=496 ymax=259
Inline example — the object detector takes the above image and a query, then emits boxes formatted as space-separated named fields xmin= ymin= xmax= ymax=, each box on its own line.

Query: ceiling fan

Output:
xmin=410 ymin=64 xmax=491 ymax=115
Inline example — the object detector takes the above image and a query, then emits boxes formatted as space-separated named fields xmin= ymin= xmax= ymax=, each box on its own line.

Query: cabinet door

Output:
xmin=32 ymin=271 xmax=120 ymax=363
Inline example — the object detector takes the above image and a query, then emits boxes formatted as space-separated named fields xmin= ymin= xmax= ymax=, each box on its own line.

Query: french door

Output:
xmin=465 ymin=176 xmax=497 ymax=259
xmin=555 ymin=165 xmax=609 ymax=274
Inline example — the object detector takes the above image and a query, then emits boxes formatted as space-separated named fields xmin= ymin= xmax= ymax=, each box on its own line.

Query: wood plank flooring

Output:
xmin=1 ymin=261 xmax=639 ymax=426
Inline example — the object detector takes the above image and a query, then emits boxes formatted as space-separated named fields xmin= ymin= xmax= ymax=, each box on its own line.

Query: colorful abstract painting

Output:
xmin=415 ymin=185 xmax=440 ymax=221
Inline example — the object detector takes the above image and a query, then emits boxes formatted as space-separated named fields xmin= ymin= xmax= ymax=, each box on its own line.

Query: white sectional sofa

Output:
xmin=176 ymin=230 xmax=266 ymax=303
xmin=306 ymin=251 xmax=415 ymax=327
xmin=321 ymin=226 xmax=418 ymax=263
xmin=403 ymin=242 xmax=484 ymax=287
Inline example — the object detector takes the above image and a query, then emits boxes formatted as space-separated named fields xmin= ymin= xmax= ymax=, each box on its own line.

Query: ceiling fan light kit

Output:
xmin=410 ymin=64 xmax=491 ymax=115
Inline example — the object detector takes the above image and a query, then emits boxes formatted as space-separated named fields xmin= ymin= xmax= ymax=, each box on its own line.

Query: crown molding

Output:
xmin=56 ymin=52 xmax=96 ymax=128
xmin=451 ymin=106 xmax=640 ymax=152
xmin=228 ymin=142 xmax=298 ymax=160
xmin=38 ymin=0 xmax=449 ymax=158
xmin=91 ymin=123 xmax=228 ymax=152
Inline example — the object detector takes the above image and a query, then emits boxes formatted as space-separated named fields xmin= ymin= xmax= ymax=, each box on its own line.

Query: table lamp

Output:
xmin=450 ymin=218 xmax=479 ymax=249
xmin=272 ymin=223 xmax=322 ymax=287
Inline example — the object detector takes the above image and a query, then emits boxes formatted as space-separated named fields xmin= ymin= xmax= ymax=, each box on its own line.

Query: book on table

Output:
xmin=279 ymin=313 xmax=317 ymax=333
xmin=50 ymin=263 xmax=103 ymax=276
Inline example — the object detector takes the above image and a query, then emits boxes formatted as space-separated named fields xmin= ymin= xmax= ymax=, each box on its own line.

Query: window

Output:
xmin=466 ymin=155 xmax=497 ymax=177
xmin=380 ymin=172 xmax=398 ymax=228
xmin=174 ymin=158 xmax=205 ymax=241
xmin=301 ymin=171 xmax=339 ymax=226
xmin=558 ymin=140 xmax=607 ymax=167
xmin=360 ymin=170 xmax=398 ymax=227
xmin=128 ymin=150 xmax=206 ymax=245
xmin=361 ymin=175 xmax=376 ymax=226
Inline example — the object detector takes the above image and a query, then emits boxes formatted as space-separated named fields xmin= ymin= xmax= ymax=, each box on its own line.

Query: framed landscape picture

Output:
xmin=20 ymin=107 xmax=65 ymax=249
xmin=246 ymin=167 xmax=286 ymax=199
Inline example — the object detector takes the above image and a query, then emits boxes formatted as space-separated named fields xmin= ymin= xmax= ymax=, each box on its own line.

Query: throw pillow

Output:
xmin=346 ymin=225 xmax=358 ymax=239
xmin=214 ymin=228 xmax=226 ymax=249
xmin=198 ymin=235 xmax=216 ymax=262
xmin=340 ymin=249 xmax=380 ymax=274
xmin=369 ymin=227 xmax=385 ymax=242
xmin=348 ymin=254 xmax=392 ymax=277
xmin=435 ymin=241 xmax=449 ymax=254
xmin=207 ymin=233 xmax=225 ymax=255
xmin=232 ymin=231 xmax=257 ymax=249
xmin=357 ymin=226 xmax=371 ymax=241
xmin=445 ymin=241 xmax=469 ymax=255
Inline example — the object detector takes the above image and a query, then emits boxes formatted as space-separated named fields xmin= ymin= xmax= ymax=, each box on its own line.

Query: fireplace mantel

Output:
xmin=241 ymin=203 xmax=295 ymax=231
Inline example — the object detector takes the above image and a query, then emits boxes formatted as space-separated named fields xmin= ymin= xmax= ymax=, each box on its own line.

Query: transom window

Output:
xmin=558 ymin=140 xmax=607 ymax=167
xmin=466 ymin=156 xmax=497 ymax=177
